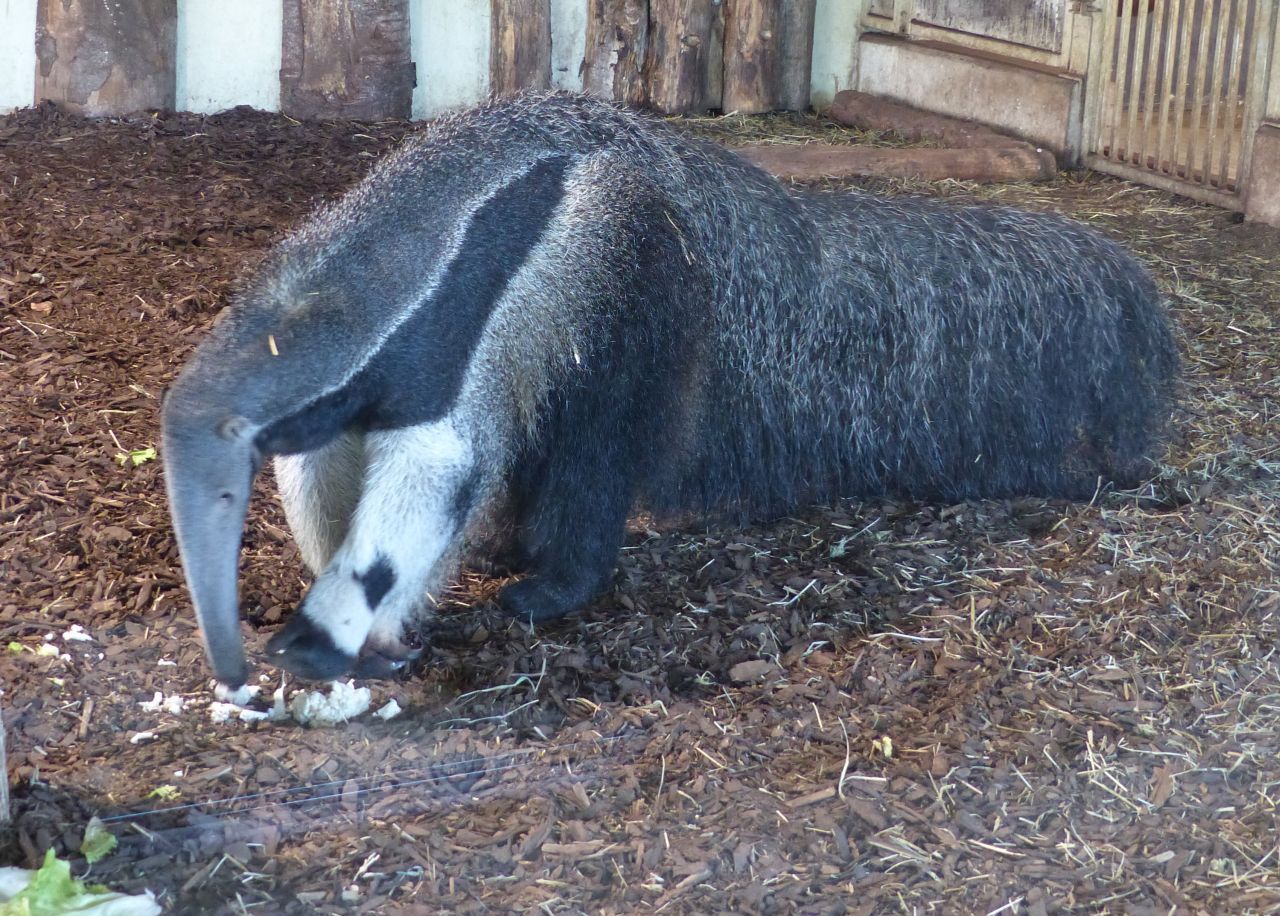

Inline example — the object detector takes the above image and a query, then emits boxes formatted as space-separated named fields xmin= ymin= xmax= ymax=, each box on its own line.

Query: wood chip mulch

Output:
xmin=1 ymin=102 xmax=1278 ymax=914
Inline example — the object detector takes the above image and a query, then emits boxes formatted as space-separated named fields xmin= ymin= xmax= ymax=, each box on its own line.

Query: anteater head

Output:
xmin=161 ymin=377 xmax=263 ymax=689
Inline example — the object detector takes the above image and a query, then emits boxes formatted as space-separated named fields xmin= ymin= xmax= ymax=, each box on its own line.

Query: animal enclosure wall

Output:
xmin=1 ymin=0 xmax=1277 ymax=224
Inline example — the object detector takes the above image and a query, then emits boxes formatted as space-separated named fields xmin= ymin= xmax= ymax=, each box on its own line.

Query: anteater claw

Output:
xmin=266 ymin=613 xmax=357 ymax=681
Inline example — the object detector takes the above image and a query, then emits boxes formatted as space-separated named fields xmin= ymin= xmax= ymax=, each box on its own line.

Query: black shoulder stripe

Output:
xmin=256 ymin=155 xmax=573 ymax=455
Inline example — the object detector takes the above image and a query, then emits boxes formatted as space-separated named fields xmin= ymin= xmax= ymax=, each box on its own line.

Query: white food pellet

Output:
xmin=289 ymin=680 xmax=372 ymax=727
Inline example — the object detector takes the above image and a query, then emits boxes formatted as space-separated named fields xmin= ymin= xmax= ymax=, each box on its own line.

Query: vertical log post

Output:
xmin=491 ymin=0 xmax=552 ymax=95
xmin=722 ymin=0 xmax=781 ymax=114
xmin=35 ymin=0 xmax=176 ymax=116
xmin=583 ymin=0 xmax=649 ymax=105
xmin=778 ymin=0 xmax=816 ymax=111
xmin=644 ymin=0 xmax=717 ymax=114
xmin=280 ymin=0 xmax=414 ymax=120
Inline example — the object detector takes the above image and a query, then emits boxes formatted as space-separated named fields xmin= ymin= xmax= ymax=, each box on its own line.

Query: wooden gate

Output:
xmin=1085 ymin=0 xmax=1276 ymax=208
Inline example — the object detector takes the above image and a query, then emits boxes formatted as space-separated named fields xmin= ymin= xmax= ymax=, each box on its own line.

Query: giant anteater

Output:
xmin=161 ymin=93 xmax=1179 ymax=690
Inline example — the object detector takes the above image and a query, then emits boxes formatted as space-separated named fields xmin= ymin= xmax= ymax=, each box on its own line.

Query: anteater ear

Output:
xmin=217 ymin=415 xmax=254 ymax=443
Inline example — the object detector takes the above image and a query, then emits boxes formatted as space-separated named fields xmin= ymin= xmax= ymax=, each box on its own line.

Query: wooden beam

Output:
xmin=644 ymin=0 xmax=717 ymax=114
xmin=722 ymin=0 xmax=781 ymax=114
xmin=35 ymin=0 xmax=176 ymax=116
xmin=778 ymin=0 xmax=816 ymax=112
xmin=583 ymin=0 xmax=649 ymax=105
xmin=491 ymin=0 xmax=552 ymax=95
xmin=281 ymin=0 xmax=414 ymax=120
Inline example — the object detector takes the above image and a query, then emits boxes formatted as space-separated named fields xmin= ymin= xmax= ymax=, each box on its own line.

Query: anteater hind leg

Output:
xmin=498 ymin=434 xmax=634 ymax=624
xmin=274 ymin=431 xmax=365 ymax=574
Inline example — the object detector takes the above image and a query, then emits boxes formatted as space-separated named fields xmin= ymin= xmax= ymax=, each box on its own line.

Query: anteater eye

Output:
xmin=217 ymin=416 xmax=251 ymax=442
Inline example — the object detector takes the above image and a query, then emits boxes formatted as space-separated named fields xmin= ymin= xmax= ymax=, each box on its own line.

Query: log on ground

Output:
xmin=829 ymin=89 xmax=1027 ymax=149
xmin=736 ymin=142 xmax=1059 ymax=183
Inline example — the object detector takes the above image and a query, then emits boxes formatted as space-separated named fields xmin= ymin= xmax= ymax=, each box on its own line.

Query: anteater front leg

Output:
xmin=267 ymin=419 xmax=474 ymax=680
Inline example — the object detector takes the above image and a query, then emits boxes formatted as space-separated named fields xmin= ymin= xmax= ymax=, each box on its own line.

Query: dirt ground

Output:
xmin=1 ymin=102 xmax=1278 ymax=915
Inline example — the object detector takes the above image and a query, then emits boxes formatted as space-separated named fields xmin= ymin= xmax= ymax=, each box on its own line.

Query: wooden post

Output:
xmin=644 ymin=0 xmax=718 ymax=113
xmin=583 ymin=0 xmax=649 ymax=105
xmin=778 ymin=0 xmax=816 ymax=112
xmin=280 ymin=0 xmax=414 ymax=121
xmin=707 ymin=1 xmax=725 ymax=111
xmin=722 ymin=0 xmax=781 ymax=114
xmin=492 ymin=0 xmax=552 ymax=95
xmin=34 ymin=0 xmax=176 ymax=116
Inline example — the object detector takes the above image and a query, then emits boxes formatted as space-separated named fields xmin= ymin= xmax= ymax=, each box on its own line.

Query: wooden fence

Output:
xmin=30 ymin=0 xmax=821 ymax=119
xmin=1086 ymin=0 xmax=1276 ymax=209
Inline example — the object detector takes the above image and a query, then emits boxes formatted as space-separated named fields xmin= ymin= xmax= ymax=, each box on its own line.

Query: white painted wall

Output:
xmin=0 ymin=0 xmax=36 ymax=113
xmin=811 ymin=0 xmax=862 ymax=109
xmin=176 ymin=0 xmax=282 ymax=114
xmin=411 ymin=0 xmax=491 ymax=119
xmin=550 ymin=0 xmax=586 ymax=92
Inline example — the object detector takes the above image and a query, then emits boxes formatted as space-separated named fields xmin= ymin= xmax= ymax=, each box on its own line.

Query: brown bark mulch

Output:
xmin=1 ymin=102 xmax=1279 ymax=914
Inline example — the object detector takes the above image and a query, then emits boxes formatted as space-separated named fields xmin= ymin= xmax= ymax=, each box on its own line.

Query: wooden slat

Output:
xmin=1080 ymin=0 xmax=1113 ymax=160
xmin=1213 ymin=0 xmax=1249 ymax=188
xmin=1232 ymin=0 xmax=1274 ymax=195
xmin=1105 ymin=0 xmax=1134 ymax=160
xmin=707 ymin=2 xmax=725 ymax=110
xmin=1200 ymin=0 xmax=1232 ymax=187
xmin=1154 ymin=0 xmax=1185 ymax=174
xmin=722 ymin=0 xmax=781 ymax=114
xmin=778 ymin=0 xmax=816 ymax=112
xmin=491 ymin=0 xmax=552 ymax=95
xmin=583 ymin=0 xmax=648 ymax=104
xmin=1183 ymin=0 xmax=1216 ymax=183
xmin=644 ymin=0 xmax=717 ymax=114
xmin=34 ymin=0 xmax=177 ymax=116
xmin=281 ymin=0 xmax=413 ymax=120
xmin=1122 ymin=0 xmax=1150 ymax=164
xmin=1167 ymin=0 xmax=1198 ymax=175
xmin=1137 ymin=0 xmax=1166 ymax=170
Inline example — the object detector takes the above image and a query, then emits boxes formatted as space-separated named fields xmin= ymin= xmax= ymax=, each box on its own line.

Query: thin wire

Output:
xmin=103 ymin=758 xmax=627 ymax=854
xmin=98 ymin=733 xmax=630 ymax=825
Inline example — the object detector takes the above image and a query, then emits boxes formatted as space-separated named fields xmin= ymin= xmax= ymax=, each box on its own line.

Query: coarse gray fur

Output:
xmin=161 ymin=92 xmax=1179 ymax=688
